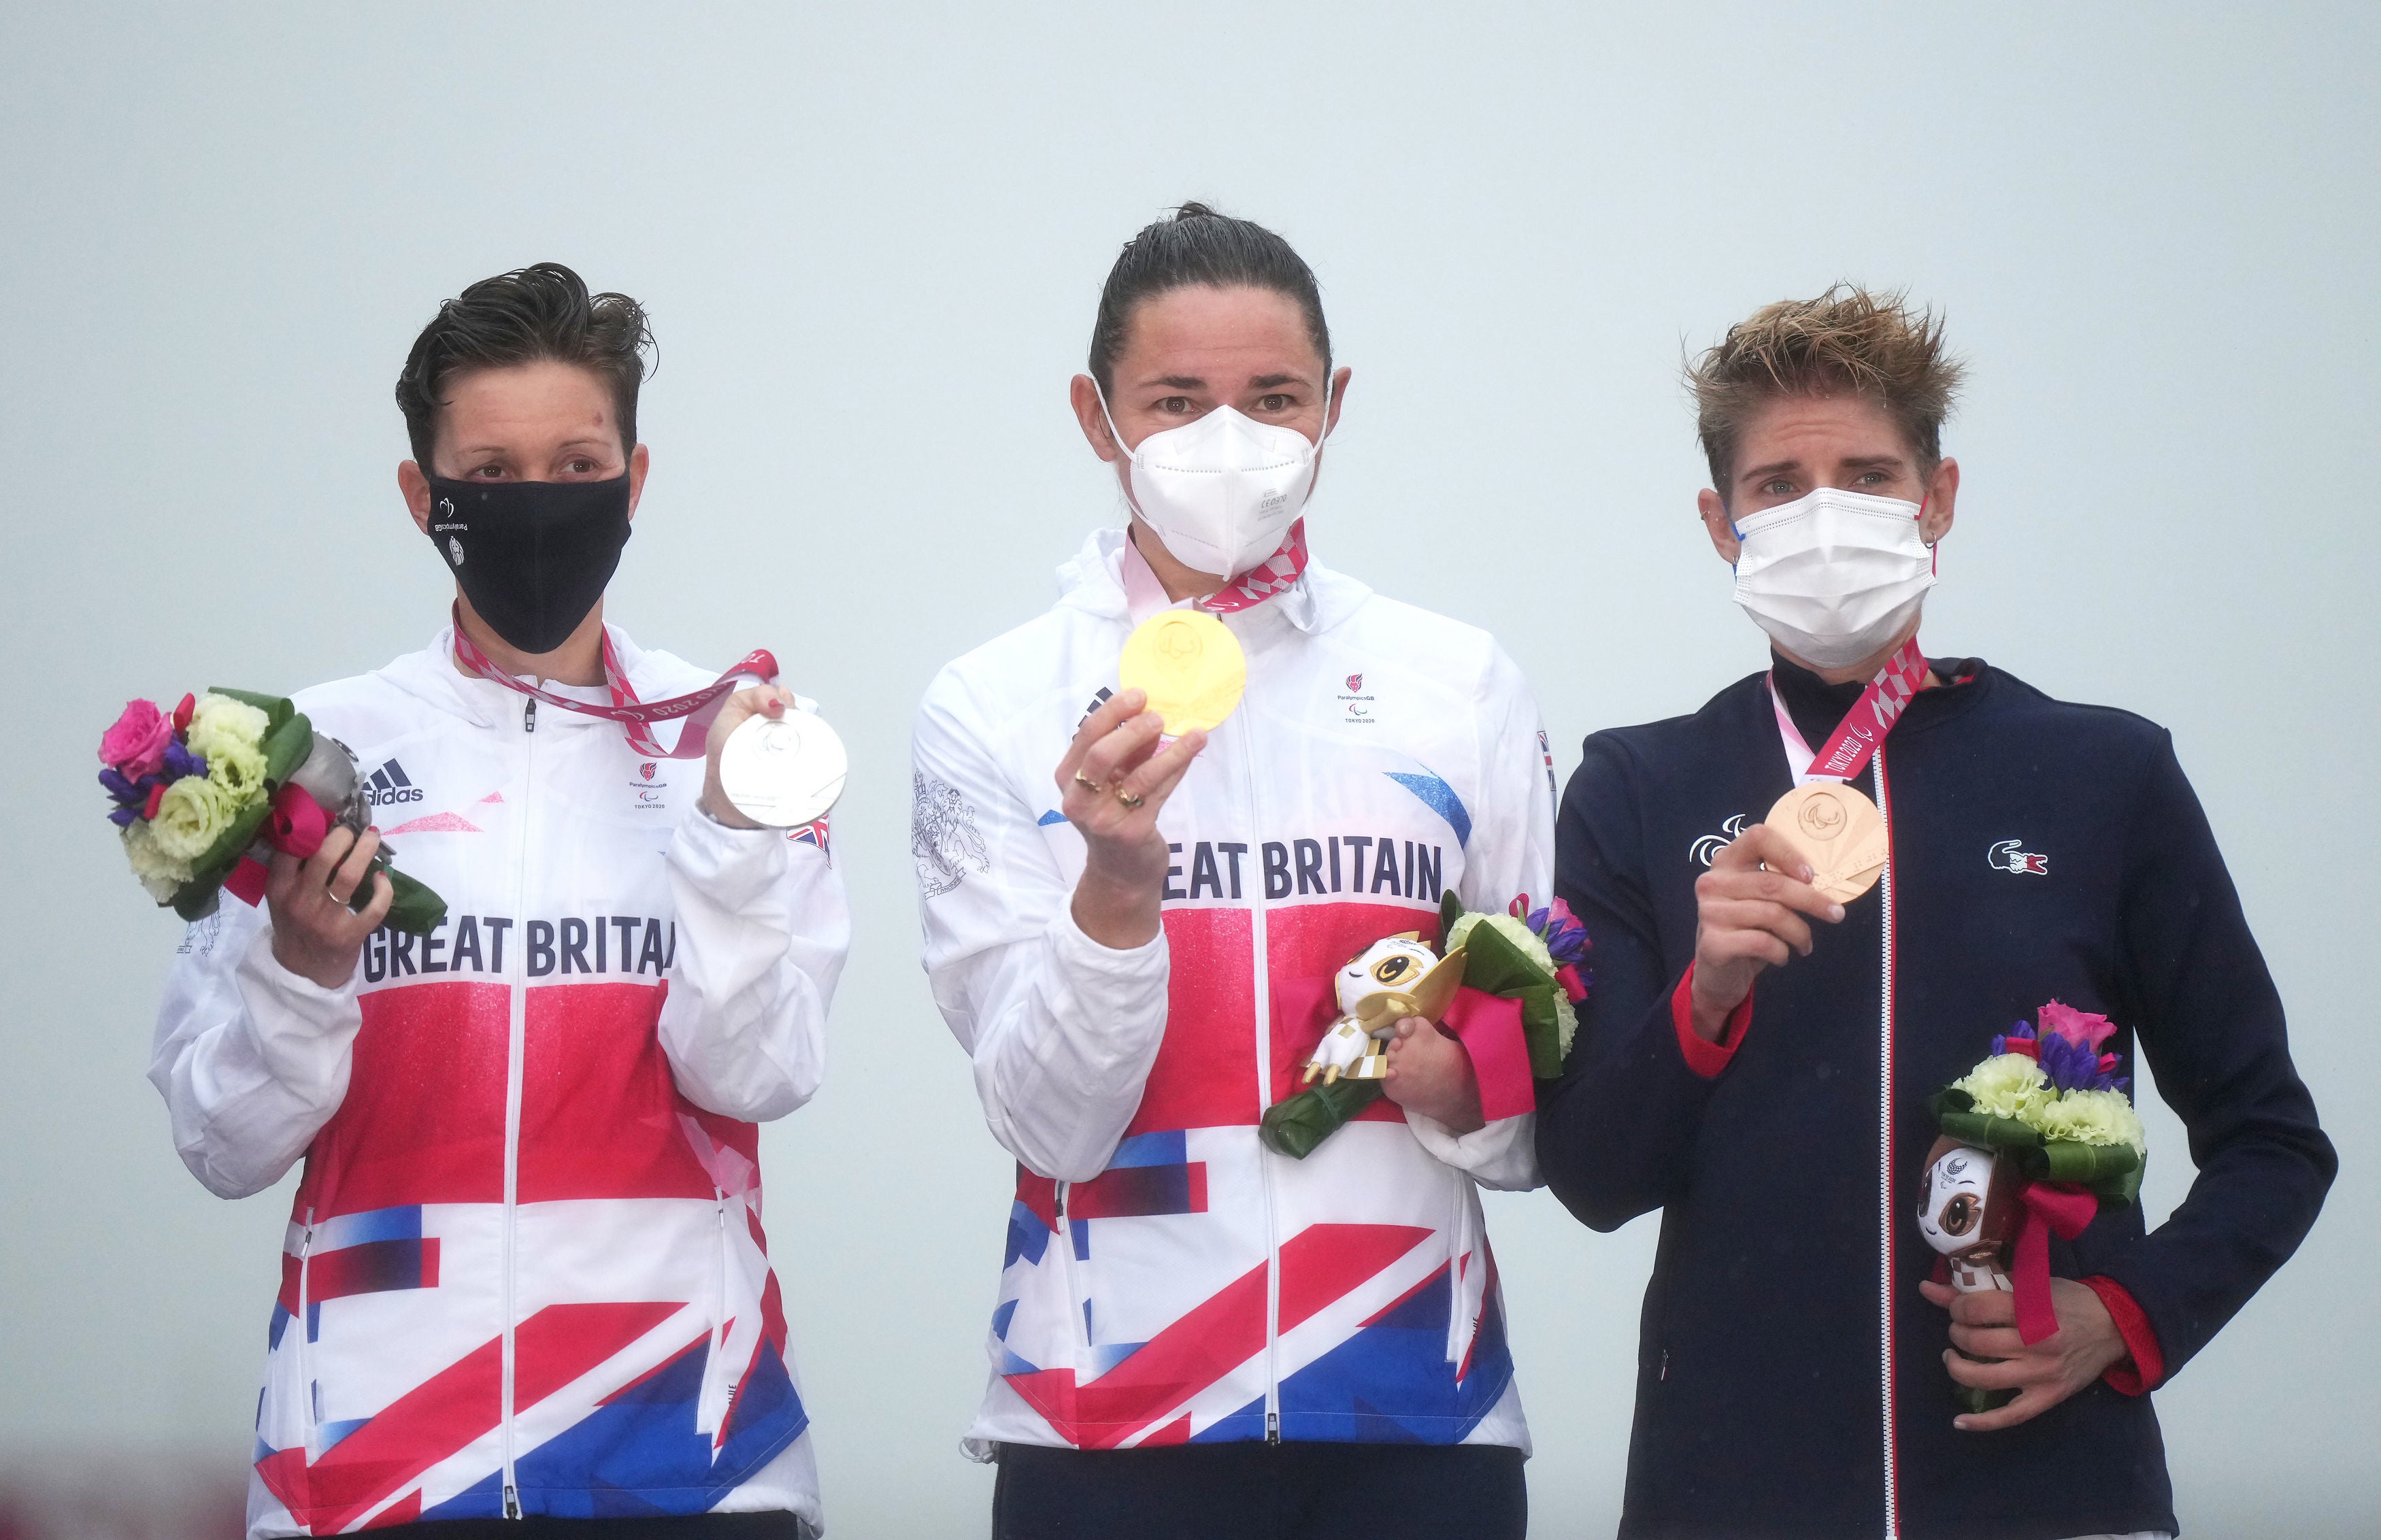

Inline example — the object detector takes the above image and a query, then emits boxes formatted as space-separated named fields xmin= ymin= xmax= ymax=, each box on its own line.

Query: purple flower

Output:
xmin=108 ymin=806 xmax=137 ymax=828
xmin=1988 ymin=1020 xmax=2036 ymax=1058
xmin=162 ymin=741 xmax=207 ymax=780
xmin=1527 ymin=897 xmax=1590 ymax=967
xmin=99 ymin=766 xmax=142 ymax=805
xmin=2038 ymin=1028 xmax=2127 ymax=1093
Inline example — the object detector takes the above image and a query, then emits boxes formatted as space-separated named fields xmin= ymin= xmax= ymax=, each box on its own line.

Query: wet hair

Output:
xmin=1687 ymin=284 xmax=1965 ymax=497
xmin=1088 ymin=202 xmax=1331 ymax=395
xmin=395 ymin=262 xmax=654 ymax=469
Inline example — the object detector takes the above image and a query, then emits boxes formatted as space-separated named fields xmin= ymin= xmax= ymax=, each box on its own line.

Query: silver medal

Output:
xmin=718 ymin=706 xmax=847 ymax=828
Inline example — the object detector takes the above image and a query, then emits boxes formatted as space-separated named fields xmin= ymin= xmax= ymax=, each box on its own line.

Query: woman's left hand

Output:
xmin=701 ymin=684 xmax=800 ymax=828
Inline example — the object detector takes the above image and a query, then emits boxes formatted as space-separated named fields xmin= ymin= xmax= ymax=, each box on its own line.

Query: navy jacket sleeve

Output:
xmin=2086 ymin=731 xmax=2335 ymax=1377
xmin=1535 ymin=733 xmax=1717 ymax=1231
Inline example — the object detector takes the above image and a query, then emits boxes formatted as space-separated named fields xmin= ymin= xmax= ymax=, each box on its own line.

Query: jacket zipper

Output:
xmin=1874 ymin=746 xmax=1899 ymax=1540
xmin=500 ymin=691 xmax=537 ymax=1520
xmin=1235 ymin=713 xmax=1282 ymax=1445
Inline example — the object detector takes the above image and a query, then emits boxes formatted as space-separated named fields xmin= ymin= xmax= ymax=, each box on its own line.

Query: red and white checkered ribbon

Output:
xmin=1122 ymin=521 xmax=1312 ymax=624
xmin=1197 ymin=520 xmax=1310 ymax=614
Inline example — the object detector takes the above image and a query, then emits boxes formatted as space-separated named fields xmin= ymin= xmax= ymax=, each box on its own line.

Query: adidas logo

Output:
xmin=365 ymin=759 xmax=426 ymax=807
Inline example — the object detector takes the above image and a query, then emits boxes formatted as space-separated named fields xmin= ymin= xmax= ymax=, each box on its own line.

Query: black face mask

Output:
xmin=425 ymin=475 xmax=633 ymax=654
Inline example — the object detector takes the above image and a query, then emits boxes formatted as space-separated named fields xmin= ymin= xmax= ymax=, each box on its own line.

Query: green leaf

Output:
xmin=1935 ymin=1109 xmax=2047 ymax=1151
xmin=186 ymin=799 xmax=276 ymax=886
xmin=1258 ymin=1078 xmax=1385 ymax=1159
xmin=170 ymin=877 xmax=225 ymax=922
xmin=262 ymin=712 xmax=314 ymax=788
xmin=374 ymin=865 xmax=448 ymax=936
xmin=2021 ymin=1139 xmax=2142 ymax=1190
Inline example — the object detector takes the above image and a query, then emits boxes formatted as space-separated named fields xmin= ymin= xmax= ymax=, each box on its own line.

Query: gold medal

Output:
xmin=1764 ymin=781 xmax=1888 ymax=902
xmin=1119 ymin=610 xmax=1246 ymax=735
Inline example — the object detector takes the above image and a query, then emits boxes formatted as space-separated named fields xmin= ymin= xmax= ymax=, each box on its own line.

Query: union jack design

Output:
xmin=978 ymin=903 xmax=1518 ymax=1451
xmin=247 ymin=980 xmax=807 ymax=1532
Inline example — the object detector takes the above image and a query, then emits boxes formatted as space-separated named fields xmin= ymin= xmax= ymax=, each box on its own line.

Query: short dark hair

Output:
xmin=395 ymin=262 xmax=654 ymax=469
xmin=1687 ymin=284 xmax=1964 ymax=495
xmin=1088 ymin=203 xmax=1331 ymax=395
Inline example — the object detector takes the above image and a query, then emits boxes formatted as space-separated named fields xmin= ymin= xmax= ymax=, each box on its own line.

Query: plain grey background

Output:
xmin=3 ymin=4 xmax=2374 ymax=1535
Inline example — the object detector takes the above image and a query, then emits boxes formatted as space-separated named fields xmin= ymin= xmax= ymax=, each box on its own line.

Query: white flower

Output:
xmin=122 ymin=818 xmax=194 ymax=902
xmin=2030 ymin=1087 xmax=2148 ymax=1155
xmin=205 ymin=739 xmax=271 ymax=803
xmin=185 ymin=693 xmax=270 ymax=764
xmin=149 ymin=775 xmax=242 ymax=862
xmin=1951 ymin=1052 xmax=2052 ymax=1122
xmin=1447 ymin=911 xmax=1556 ymax=976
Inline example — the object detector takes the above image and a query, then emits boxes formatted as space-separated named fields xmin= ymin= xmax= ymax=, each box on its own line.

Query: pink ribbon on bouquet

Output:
xmin=449 ymin=603 xmax=778 ymax=758
xmin=2011 ymin=1181 xmax=2100 ymax=1345
xmin=219 ymin=784 xmax=338 ymax=908
xmin=1439 ymin=986 xmax=1537 ymax=1122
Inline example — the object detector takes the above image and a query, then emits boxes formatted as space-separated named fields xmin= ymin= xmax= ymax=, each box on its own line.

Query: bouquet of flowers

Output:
xmin=99 ymin=690 xmax=446 ymax=934
xmin=1258 ymin=892 xmax=1588 ymax=1159
xmin=1931 ymin=1003 xmax=2147 ymax=1202
xmin=1916 ymin=1002 xmax=2146 ymax=1411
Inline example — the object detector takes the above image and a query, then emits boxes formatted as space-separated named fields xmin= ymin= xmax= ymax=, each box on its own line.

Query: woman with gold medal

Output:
xmin=910 ymin=204 xmax=1556 ymax=1539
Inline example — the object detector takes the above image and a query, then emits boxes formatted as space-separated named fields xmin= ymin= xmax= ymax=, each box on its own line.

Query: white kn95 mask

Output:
xmin=1731 ymin=487 xmax=1937 ymax=669
xmin=1099 ymin=383 xmax=1329 ymax=578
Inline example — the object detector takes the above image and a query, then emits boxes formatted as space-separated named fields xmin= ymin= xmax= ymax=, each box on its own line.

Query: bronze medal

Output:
xmin=1119 ymin=610 xmax=1247 ymax=736
xmin=1764 ymin=780 xmax=1888 ymax=902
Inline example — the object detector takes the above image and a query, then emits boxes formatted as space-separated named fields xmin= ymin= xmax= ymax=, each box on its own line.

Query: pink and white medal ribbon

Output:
xmin=1121 ymin=520 xmax=1311 ymax=625
xmin=1767 ymin=635 xmax=1932 ymax=786
xmin=449 ymin=604 xmax=778 ymax=758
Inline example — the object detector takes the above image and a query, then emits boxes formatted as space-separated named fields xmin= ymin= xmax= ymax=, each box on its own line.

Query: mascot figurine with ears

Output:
xmin=1301 ymin=934 xmax=1470 ymax=1086
xmin=1259 ymin=895 xmax=1588 ymax=1160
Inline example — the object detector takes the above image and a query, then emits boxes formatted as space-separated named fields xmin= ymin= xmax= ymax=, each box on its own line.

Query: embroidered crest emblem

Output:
xmin=912 ymin=772 xmax=990 ymax=897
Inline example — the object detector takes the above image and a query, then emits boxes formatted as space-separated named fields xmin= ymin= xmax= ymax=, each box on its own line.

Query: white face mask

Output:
xmin=1099 ymin=383 xmax=1328 ymax=578
xmin=1731 ymin=486 xmax=1936 ymax=669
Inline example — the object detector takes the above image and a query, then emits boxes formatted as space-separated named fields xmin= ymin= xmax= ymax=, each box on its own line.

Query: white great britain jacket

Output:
xmin=149 ymin=626 xmax=848 ymax=1538
xmin=913 ymin=529 xmax=1554 ymax=1457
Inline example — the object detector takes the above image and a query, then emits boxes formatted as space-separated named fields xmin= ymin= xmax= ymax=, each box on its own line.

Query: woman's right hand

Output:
xmin=1056 ymin=687 xmax=1207 ymax=949
xmin=267 ymin=824 xmax=394 ymax=988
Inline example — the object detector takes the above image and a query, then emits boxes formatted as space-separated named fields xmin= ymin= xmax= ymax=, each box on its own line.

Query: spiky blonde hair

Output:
xmin=1688 ymin=284 xmax=1966 ymax=495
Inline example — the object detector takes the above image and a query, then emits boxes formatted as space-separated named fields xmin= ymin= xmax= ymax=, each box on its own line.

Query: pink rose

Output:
xmin=100 ymin=699 xmax=175 ymax=778
xmin=2037 ymin=999 xmax=2117 ymax=1053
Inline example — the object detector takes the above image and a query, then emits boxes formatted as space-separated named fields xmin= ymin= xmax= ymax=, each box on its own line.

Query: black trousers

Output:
xmin=372 ymin=1515 xmax=806 ymax=1539
xmin=992 ymin=1440 xmax=1529 ymax=1539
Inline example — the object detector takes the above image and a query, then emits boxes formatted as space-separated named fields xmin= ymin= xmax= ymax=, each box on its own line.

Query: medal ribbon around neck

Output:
xmin=1199 ymin=518 xmax=1310 ymax=614
xmin=1767 ymin=635 xmax=1931 ymax=786
xmin=1123 ymin=520 xmax=1310 ymax=622
xmin=448 ymin=603 xmax=778 ymax=759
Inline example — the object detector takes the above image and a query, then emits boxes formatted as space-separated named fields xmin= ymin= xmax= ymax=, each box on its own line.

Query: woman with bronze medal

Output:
xmin=911 ymin=205 xmax=1555 ymax=1539
xmin=1534 ymin=286 xmax=2334 ymax=1540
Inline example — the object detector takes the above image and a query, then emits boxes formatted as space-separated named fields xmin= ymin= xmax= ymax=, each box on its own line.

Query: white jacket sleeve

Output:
xmin=1403 ymin=641 xmax=1559 ymax=1191
xmin=658 ymin=808 xmax=849 ymax=1122
xmin=914 ymin=676 xmax=1171 ymax=1183
xmin=148 ymin=900 xmax=365 ymax=1200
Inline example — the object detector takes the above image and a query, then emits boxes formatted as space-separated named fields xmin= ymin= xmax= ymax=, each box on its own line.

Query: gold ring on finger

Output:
xmin=1073 ymin=771 xmax=1105 ymax=794
xmin=1114 ymin=786 xmax=1145 ymax=810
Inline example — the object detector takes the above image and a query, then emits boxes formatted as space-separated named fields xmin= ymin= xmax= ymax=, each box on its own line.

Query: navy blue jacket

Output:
xmin=1537 ymin=654 xmax=2334 ymax=1540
